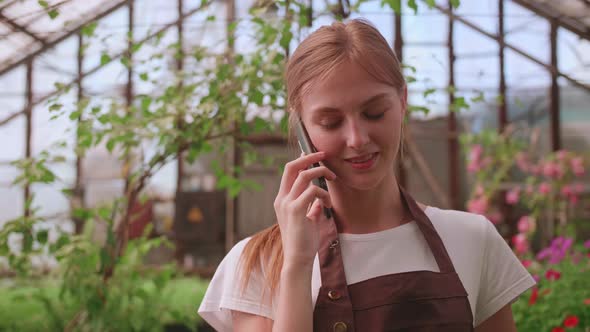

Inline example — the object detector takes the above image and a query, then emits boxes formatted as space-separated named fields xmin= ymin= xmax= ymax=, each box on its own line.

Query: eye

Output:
xmin=319 ymin=120 xmax=342 ymax=130
xmin=364 ymin=111 xmax=386 ymax=120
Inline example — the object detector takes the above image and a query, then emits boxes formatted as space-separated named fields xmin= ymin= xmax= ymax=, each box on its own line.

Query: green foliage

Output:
xmin=2 ymin=1 xmax=480 ymax=329
xmin=513 ymin=254 xmax=590 ymax=331
xmin=0 ymin=277 xmax=209 ymax=331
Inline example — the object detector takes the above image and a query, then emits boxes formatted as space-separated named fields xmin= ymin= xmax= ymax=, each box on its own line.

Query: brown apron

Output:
xmin=313 ymin=187 xmax=474 ymax=332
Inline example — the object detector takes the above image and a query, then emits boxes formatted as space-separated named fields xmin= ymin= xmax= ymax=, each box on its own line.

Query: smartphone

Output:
xmin=295 ymin=117 xmax=332 ymax=219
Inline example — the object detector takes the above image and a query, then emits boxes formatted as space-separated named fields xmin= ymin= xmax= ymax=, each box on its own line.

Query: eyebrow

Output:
xmin=311 ymin=93 xmax=390 ymax=115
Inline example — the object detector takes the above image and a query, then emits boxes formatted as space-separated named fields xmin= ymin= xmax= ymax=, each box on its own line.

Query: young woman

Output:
xmin=198 ymin=19 xmax=535 ymax=332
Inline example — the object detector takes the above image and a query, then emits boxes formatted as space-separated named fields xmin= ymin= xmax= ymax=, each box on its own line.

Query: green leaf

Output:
xmin=140 ymin=96 xmax=151 ymax=113
xmin=49 ymin=103 xmax=63 ymax=112
xmin=249 ymin=89 xmax=264 ymax=106
xmin=407 ymin=0 xmax=417 ymax=13
xmin=38 ymin=0 xmax=48 ymax=8
xmin=425 ymin=0 xmax=436 ymax=8
xmin=206 ymin=15 xmax=215 ymax=21
xmin=139 ymin=72 xmax=148 ymax=81
xmin=69 ymin=110 xmax=81 ymax=120
xmin=121 ymin=56 xmax=131 ymax=68
xmin=408 ymin=105 xmax=430 ymax=115
xmin=81 ymin=22 xmax=98 ymax=37
xmin=423 ymin=88 xmax=436 ymax=98
xmin=450 ymin=0 xmax=460 ymax=8
xmin=48 ymin=9 xmax=59 ymax=19
xmin=36 ymin=230 xmax=49 ymax=244
xmin=106 ymin=139 xmax=116 ymax=152
xmin=100 ymin=53 xmax=111 ymax=65
xmin=381 ymin=0 xmax=401 ymax=13
xmin=451 ymin=96 xmax=470 ymax=112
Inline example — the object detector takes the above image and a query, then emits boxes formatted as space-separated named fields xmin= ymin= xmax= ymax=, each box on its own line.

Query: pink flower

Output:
xmin=467 ymin=160 xmax=482 ymax=173
xmin=542 ymin=162 xmax=564 ymax=179
xmin=539 ymin=182 xmax=552 ymax=195
xmin=515 ymin=152 xmax=530 ymax=172
xmin=512 ymin=233 xmax=529 ymax=254
xmin=521 ymin=259 xmax=532 ymax=268
xmin=561 ymin=185 xmax=573 ymax=197
xmin=583 ymin=239 xmax=590 ymax=249
xmin=556 ymin=150 xmax=568 ymax=161
xmin=569 ymin=195 xmax=579 ymax=205
xmin=475 ymin=185 xmax=485 ymax=197
xmin=571 ymin=157 xmax=585 ymax=176
xmin=469 ymin=144 xmax=483 ymax=162
xmin=505 ymin=188 xmax=520 ymax=205
xmin=485 ymin=211 xmax=502 ymax=225
xmin=517 ymin=216 xmax=534 ymax=233
xmin=467 ymin=196 xmax=489 ymax=214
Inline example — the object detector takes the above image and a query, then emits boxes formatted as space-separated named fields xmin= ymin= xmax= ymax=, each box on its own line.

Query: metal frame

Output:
xmin=0 ymin=0 xmax=588 ymax=235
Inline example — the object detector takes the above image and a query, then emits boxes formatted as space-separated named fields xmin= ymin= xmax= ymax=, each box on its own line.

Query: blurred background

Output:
xmin=0 ymin=0 xmax=589 ymax=331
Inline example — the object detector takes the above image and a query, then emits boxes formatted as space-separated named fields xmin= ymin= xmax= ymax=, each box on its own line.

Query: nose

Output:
xmin=345 ymin=120 xmax=370 ymax=150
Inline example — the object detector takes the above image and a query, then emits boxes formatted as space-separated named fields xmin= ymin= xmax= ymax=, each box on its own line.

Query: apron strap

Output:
xmin=399 ymin=186 xmax=455 ymax=273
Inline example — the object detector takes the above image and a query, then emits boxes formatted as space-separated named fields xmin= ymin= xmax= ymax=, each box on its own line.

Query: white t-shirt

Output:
xmin=198 ymin=206 xmax=536 ymax=331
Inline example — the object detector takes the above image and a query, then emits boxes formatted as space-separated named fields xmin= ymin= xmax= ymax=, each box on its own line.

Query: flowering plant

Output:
xmin=460 ymin=130 xmax=588 ymax=249
xmin=512 ymin=239 xmax=590 ymax=331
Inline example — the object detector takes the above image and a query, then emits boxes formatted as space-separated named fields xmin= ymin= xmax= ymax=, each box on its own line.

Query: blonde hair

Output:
xmin=238 ymin=18 xmax=406 ymax=303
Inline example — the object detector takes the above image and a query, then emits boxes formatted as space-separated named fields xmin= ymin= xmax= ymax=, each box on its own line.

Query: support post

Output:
xmin=394 ymin=6 xmax=407 ymax=189
xmin=73 ymin=32 xmax=86 ymax=234
xmin=447 ymin=1 xmax=460 ymax=210
xmin=24 ymin=60 xmax=33 ymax=218
xmin=549 ymin=20 xmax=560 ymax=151
xmin=498 ymin=0 xmax=507 ymax=131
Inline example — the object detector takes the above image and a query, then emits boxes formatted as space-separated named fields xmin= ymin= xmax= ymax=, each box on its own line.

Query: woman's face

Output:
xmin=299 ymin=60 xmax=406 ymax=190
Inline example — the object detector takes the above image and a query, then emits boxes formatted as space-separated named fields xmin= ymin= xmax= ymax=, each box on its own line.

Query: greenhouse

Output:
xmin=0 ymin=0 xmax=589 ymax=331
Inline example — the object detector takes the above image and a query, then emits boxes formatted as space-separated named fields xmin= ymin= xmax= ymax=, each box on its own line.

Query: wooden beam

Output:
xmin=24 ymin=60 xmax=33 ymax=218
xmin=550 ymin=20 xmax=561 ymax=151
xmin=447 ymin=1 xmax=460 ymax=210
xmin=431 ymin=3 xmax=590 ymax=93
xmin=498 ymin=0 xmax=507 ymax=131
xmin=0 ymin=12 xmax=47 ymax=45
xmin=0 ymin=0 xmax=129 ymax=77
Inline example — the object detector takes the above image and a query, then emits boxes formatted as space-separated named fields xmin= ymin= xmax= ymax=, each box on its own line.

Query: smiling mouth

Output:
xmin=344 ymin=152 xmax=378 ymax=163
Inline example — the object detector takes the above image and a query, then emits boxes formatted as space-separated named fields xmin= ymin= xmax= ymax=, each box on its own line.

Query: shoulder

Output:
xmin=425 ymin=206 xmax=491 ymax=237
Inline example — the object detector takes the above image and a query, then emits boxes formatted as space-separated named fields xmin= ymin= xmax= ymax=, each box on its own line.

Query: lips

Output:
xmin=343 ymin=152 xmax=379 ymax=170
xmin=345 ymin=153 xmax=378 ymax=163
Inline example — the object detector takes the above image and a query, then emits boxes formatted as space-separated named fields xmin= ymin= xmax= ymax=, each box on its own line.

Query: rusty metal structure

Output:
xmin=0 ymin=0 xmax=589 ymax=245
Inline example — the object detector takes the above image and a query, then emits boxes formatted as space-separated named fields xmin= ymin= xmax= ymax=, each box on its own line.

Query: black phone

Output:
xmin=295 ymin=117 xmax=332 ymax=219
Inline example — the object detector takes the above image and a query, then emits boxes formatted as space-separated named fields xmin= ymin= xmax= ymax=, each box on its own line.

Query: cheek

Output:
xmin=310 ymin=131 xmax=342 ymax=157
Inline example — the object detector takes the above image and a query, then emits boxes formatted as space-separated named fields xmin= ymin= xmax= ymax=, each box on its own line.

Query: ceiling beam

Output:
xmin=0 ymin=0 xmax=130 ymax=77
xmin=511 ymin=0 xmax=590 ymax=41
xmin=0 ymin=12 xmax=47 ymax=45
xmin=431 ymin=3 xmax=590 ymax=93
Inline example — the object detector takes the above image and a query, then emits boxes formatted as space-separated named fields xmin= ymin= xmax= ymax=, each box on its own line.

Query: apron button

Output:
xmin=328 ymin=290 xmax=341 ymax=300
xmin=333 ymin=321 xmax=348 ymax=332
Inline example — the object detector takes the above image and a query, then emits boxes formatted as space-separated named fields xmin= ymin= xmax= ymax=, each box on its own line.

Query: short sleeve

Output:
xmin=474 ymin=218 xmax=536 ymax=326
xmin=197 ymin=238 xmax=274 ymax=332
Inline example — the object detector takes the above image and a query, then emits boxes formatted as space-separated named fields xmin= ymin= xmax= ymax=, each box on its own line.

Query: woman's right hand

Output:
xmin=273 ymin=151 xmax=337 ymax=269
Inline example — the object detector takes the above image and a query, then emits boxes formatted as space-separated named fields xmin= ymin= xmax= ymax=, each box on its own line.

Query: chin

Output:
xmin=340 ymin=172 xmax=387 ymax=191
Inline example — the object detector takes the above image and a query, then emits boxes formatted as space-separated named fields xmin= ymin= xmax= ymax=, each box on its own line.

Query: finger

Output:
xmin=306 ymin=198 xmax=323 ymax=220
xmin=277 ymin=151 xmax=326 ymax=198
xmin=288 ymin=166 xmax=336 ymax=200
xmin=292 ymin=185 xmax=331 ymax=214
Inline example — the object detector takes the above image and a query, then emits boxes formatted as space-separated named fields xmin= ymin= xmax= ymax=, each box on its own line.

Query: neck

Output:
xmin=327 ymin=172 xmax=410 ymax=234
